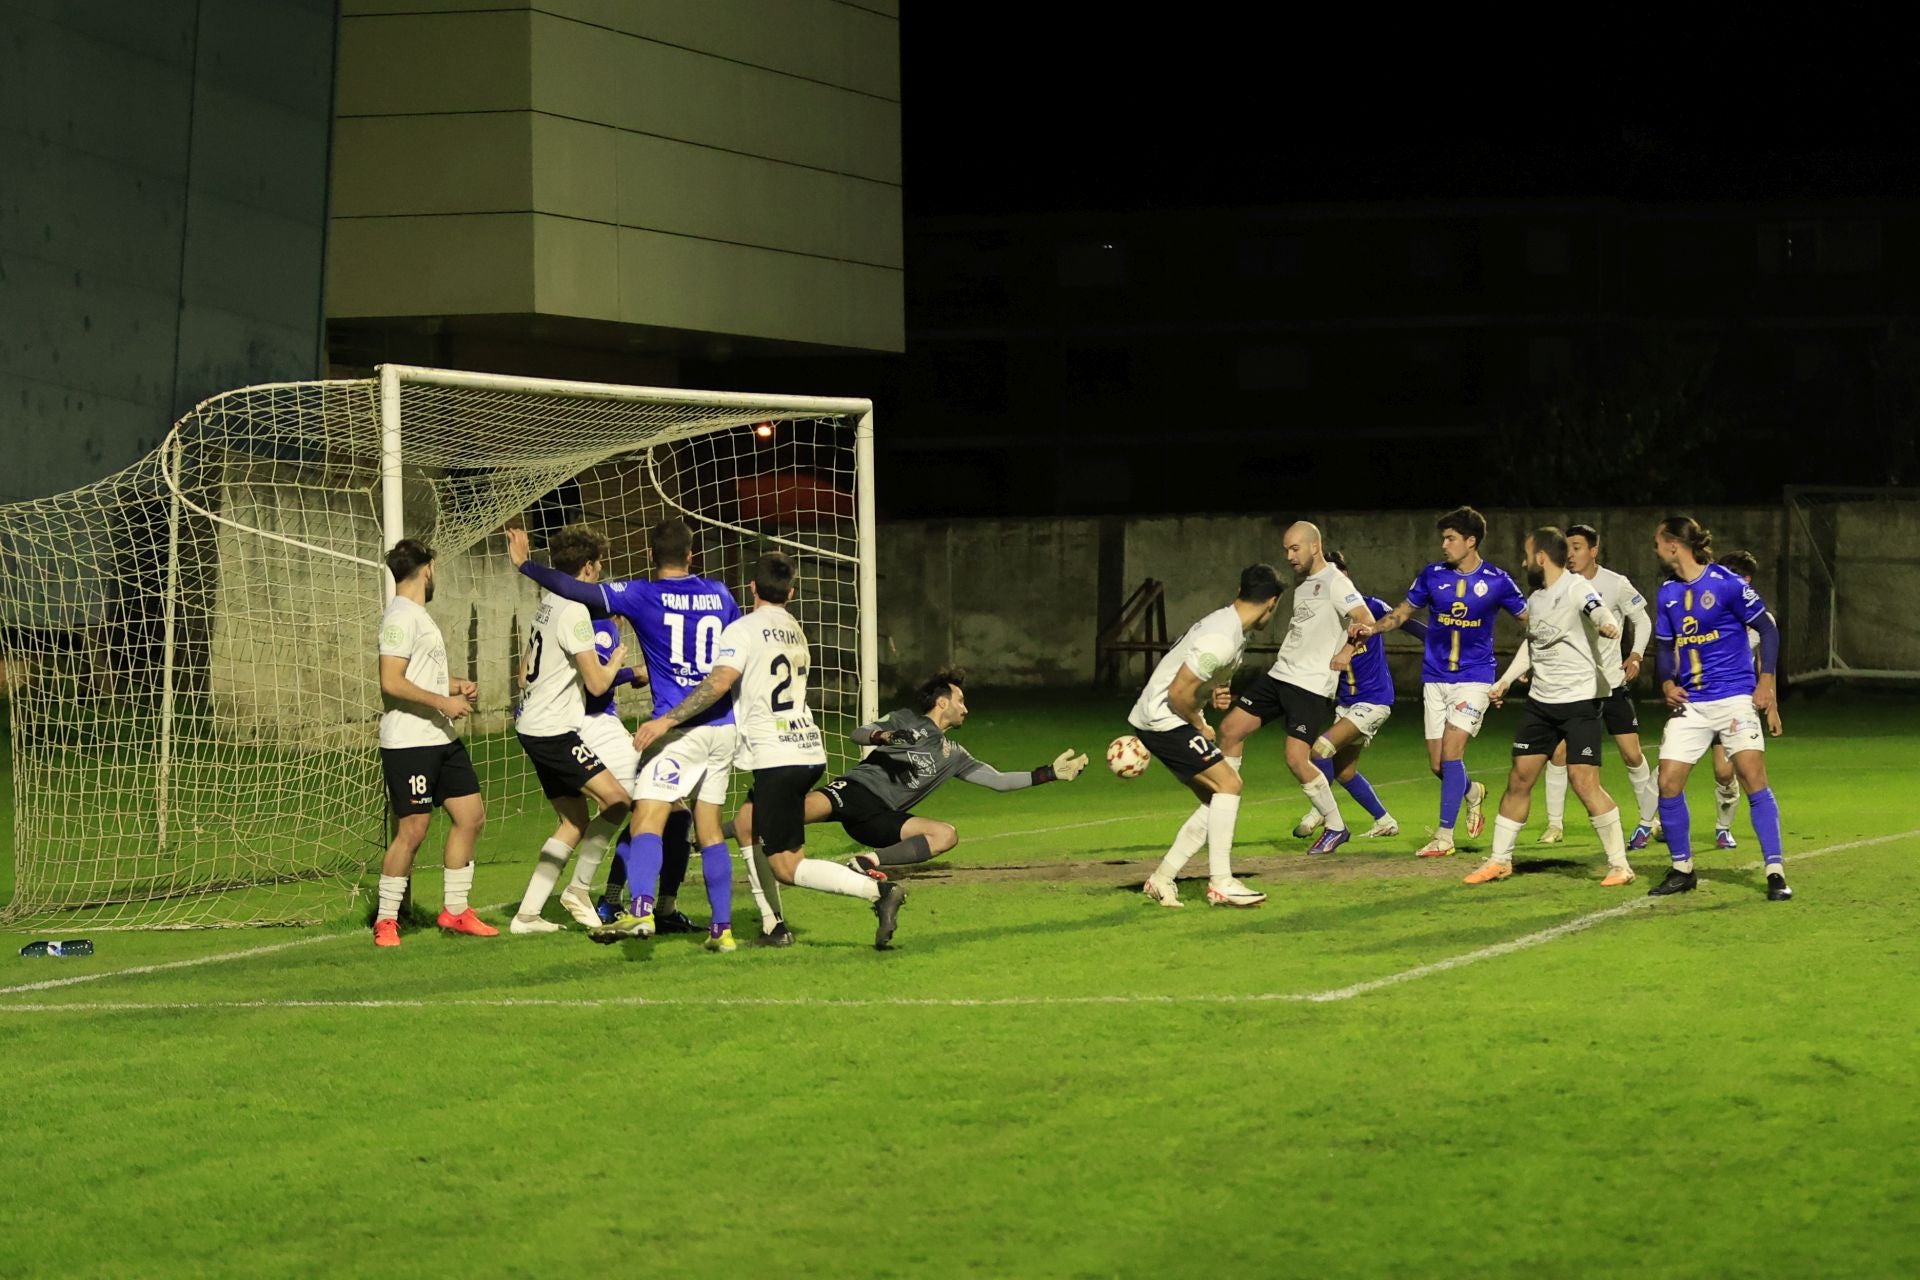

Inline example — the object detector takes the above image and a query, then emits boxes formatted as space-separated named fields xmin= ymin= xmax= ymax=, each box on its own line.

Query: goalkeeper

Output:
xmin=735 ymin=670 xmax=1088 ymax=890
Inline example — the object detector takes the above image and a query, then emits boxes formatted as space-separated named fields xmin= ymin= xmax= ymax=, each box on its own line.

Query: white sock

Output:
xmin=1715 ymin=781 xmax=1740 ymax=830
xmin=443 ymin=864 xmax=474 ymax=914
xmin=1627 ymin=760 xmax=1657 ymax=827
xmin=1591 ymin=806 xmax=1629 ymax=868
xmin=742 ymin=841 xmax=783 ymax=931
xmin=793 ymin=858 xmax=882 ymax=902
xmin=1302 ymin=773 xmax=1345 ymax=831
xmin=517 ymin=838 xmax=571 ymax=918
xmin=1435 ymin=826 xmax=1455 ymax=846
xmin=569 ymin=829 xmax=611 ymax=890
xmin=1225 ymin=754 xmax=1244 ymax=773
xmin=1491 ymin=814 xmax=1522 ymax=864
xmin=1544 ymin=762 xmax=1568 ymax=828
xmin=377 ymin=874 xmax=407 ymax=923
xmin=1206 ymin=793 xmax=1241 ymax=883
xmin=1155 ymin=805 xmax=1210 ymax=881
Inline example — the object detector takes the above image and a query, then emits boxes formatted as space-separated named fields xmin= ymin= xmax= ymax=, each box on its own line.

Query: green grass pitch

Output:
xmin=2 ymin=689 xmax=1918 ymax=1278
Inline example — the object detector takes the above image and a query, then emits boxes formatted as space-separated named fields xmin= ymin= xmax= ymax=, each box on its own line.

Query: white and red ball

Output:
xmin=1106 ymin=735 xmax=1151 ymax=779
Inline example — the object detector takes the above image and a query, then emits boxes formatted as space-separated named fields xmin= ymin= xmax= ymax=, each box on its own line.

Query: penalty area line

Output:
xmin=3 ymin=830 xmax=1911 ymax=1016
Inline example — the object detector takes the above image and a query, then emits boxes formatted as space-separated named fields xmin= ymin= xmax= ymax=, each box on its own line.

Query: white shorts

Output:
xmin=578 ymin=715 xmax=640 ymax=791
xmin=1334 ymin=701 xmax=1392 ymax=744
xmin=634 ymin=723 xmax=738 ymax=806
xmin=1660 ymin=695 xmax=1765 ymax=764
xmin=1423 ymin=682 xmax=1492 ymax=740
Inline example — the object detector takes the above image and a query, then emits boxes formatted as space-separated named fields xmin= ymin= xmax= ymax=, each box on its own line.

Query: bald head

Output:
xmin=1282 ymin=521 xmax=1325 ymax=578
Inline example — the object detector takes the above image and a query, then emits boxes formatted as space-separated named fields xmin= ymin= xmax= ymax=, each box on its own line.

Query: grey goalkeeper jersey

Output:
xmin=837 ymin=709 xmax=1036 ymax=811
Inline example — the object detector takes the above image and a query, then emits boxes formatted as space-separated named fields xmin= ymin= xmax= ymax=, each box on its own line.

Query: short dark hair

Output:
xmin=1324 ymin=548 xmax=1347 ymax=573
xmin=1529 ymin=526 xmax=1570 ymax=567
xmin=548 ymin=524 xmax=610 ymax=575
xmin=753 ymin=551 xmax=795 ymax=604
xmin=1437 ymin=506 xmax=1487 ymax=548
xmin=1237 ymin=563 xmax=1283 ymax=604
xmin=1719 ymin=549 xmax=1759 ymax=578
xmin=1658 ymin=515 xmax=1714 ymax=561
xmin=915 ymin=669 xmax=966 ymax=713
xmin=1566 ymin=523 xmax=1600 ymax=546
xmin=386 ymin=538 xmax=434 ymax=584
xmin=648 ymin=517 xmax=693 ymax=569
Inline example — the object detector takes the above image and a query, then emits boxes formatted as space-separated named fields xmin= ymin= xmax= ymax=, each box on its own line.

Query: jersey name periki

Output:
xmin=714 ymin=605 xmax=826 ymax=770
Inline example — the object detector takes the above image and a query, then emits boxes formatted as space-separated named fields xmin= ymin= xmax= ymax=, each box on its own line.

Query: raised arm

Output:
xmin=1356 ymin=599 xmax=1417 ymax=638
xmin=506 ymin=527 xmax=609 ymax=615
xmin=957 ymin=747 xmax=1087 ymax=790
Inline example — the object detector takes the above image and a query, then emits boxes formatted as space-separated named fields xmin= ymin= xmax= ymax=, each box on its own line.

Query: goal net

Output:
xmin=0 ymin=365 xmax=876 ymax=929
xmin=1782 ymin=486 xmax=1920 ymax=684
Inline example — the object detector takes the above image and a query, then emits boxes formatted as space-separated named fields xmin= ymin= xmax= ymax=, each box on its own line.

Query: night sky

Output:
xmin=901 ymin=12 xmax=1920 ymax=213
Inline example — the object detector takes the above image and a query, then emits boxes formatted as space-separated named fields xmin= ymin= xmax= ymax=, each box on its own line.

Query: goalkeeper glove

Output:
xmin=1045 ymin=748 xmax=1089 ymax=783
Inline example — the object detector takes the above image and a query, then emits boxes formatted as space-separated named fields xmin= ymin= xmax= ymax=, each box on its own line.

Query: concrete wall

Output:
xmin=0 ymin=0 xmax=336 ymax=502
xmin=329 ymin=0 xmax=904 ymax=353
xmin=879 ymin=507 xmax=1799 ymax=691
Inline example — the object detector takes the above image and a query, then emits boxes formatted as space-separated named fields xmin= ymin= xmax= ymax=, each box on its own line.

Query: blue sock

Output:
xmin=627 ymin=832 xmax=663 ymax=914
xmin=700 ymin=842 xmax=732 ymax=934
xmin=1314 ymin=757 xmax=1336 ymax=783
xmin=1341 ymin=771 xmax=1388 ymax=821
xmin=1439 ymin=760 xmax=1469 ymax=829
xmin=1658 ymin=794 xmax=1692 ymax=865
xmin=1748 ymin=788 xmax=1785 ymax=868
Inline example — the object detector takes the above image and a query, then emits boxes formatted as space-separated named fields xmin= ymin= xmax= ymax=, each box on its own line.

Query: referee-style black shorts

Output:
xmin=822 ymin=776 xmax=911 ymax=849
xmin=1134 ymin=724 xmax=1226 ymax=782
xmin=517 ymin=731 xmax=607 ymax=799
xmin=1512 ymin=698 xmax=1605 ymax=763
xmin=1601 ymin=685 xmax=1640 ymax=736
xmin=381 ymin=741 xmax=480 ymax=815
xmin=1234 ymin=673 xmax=1333 ymax=744
xmin=752 ymin=764 xmax=826 ymax=855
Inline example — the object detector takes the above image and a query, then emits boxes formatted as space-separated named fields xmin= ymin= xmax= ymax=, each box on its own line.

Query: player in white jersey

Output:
xmin=635 ymin=553 xmax=909 ymax=950
xmin=1219 ymin=523 xmax=1377 ymax=856
xmin=372 ymin=539 xmax=495 ymax=947
xmin=1133 ymin=564 xmax=1284 ymax=909
xmin=508 ymin=525 xmax=635 ymax=935
xmin=1469 ymin=528 xmax=1635 ymax=886
xmin=1705 ymin=550 xmax=1779 ymax=849
xmin=1530 ymin=524 xmax=1660 ymax=848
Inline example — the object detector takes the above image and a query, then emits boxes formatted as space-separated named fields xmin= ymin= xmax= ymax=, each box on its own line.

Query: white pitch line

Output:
xmin=4 ymin=830 xmax=1911 ymax=1016
xmin=0 ymin=900 xmax=517 ymax=997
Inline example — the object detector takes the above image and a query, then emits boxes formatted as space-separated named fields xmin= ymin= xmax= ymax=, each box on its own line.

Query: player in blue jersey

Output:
xmin=510 ymin=517 xmax=745 ymax=950
xmin=1647 ymin=517 xmax=1790 ymax=900
xmin=1702 ymin=549 xmax=1778 ymax=850
xmin=1292 ymin=551 xmax=1425 ymax=842
xmin=1352 ymin=507 xmax=1529 ymax=857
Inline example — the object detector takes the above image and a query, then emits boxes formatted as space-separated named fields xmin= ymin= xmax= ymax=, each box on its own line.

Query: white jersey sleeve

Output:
xmin=715 ymin=606 xmax=826 ymax=770
xmin=378 ymin=597 xmax=454 ymax=749
xmin=517 ymin=594 xmax=597 ymax=737
xmin=1128 ymin=605 xmax=1245 ymax=733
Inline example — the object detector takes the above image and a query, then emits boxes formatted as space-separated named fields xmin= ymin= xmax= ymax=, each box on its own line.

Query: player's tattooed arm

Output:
xmin=1357 ymin=599 xmax=1415 ymax=638
xmin=633 ymin=665 xmax=741 ymax=751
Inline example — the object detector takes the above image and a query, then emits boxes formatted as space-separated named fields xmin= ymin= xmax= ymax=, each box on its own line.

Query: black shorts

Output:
xmin=752 ymin=764 xmax=826 ymax=855
xmin=381 ymin=741 xmax=480 ymax=814
xmin=517 ymin=731 xmax=607 ymax=799
xmin=1134 ymin=724 xmax=1227 ymax=782
xmin=822 ymin=777 xmax=910 ymax=849
xmin=1233 ymin=673 xmax=1333 ymax=744
xmin=1601 ymin=685 xmax=1640 ymax=736
xmin=1512 ymin=698 xmax=1605 ymax=762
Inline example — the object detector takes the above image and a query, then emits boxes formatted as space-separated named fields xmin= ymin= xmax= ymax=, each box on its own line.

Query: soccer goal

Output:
xmin=1782 ymin=486 xmax=1920 ymax=685
xmin=0 ymin=365 xmax=877 ymax=928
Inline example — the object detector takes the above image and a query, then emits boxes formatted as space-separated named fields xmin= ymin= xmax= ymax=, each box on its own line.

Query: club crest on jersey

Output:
xmin=1474 ymin=581 xmax=1487 ymax=597
xmin=1310 ymin=581 xmax=1322 ymax=596
xmin=1701 ymin=591 xmax=1716 ymax=609
xmin=941 ymin=740 xmax=955 ymax=758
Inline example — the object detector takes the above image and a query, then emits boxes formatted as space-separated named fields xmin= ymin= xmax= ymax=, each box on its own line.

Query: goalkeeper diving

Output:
xmin=733 ymin=670 xmax=1089 ymax=888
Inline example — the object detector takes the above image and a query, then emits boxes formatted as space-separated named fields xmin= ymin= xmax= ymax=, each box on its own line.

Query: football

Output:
xmin=1106 ymin=735 xmax=1151 ymax=778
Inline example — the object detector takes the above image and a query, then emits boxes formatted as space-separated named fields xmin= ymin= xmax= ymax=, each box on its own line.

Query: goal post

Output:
xmin=0 ymin=366 xmax=878 ymax=929
xmin=1782 ymin=485 xmax=1920 ymax=684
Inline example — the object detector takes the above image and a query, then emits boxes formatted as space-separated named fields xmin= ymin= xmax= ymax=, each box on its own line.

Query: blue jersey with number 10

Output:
xmin=600 ymin=575 xmax=739 ymax=727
